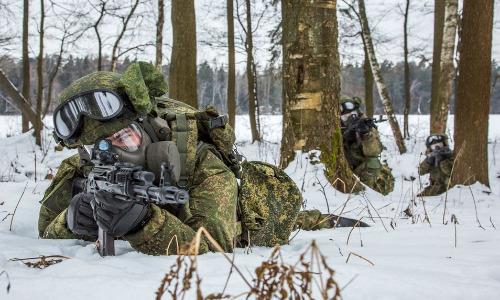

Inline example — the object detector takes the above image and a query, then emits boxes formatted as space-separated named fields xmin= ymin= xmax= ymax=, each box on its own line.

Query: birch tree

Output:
xmin=358 ymin=0 xmax=407 ymax=154
xmin=430 ymin=0 xmax=445 ymax=133
xmin=433 ymin=0 xmax=458 ymax=134
xmin=155 ymin=0 xmax=165 ymax=69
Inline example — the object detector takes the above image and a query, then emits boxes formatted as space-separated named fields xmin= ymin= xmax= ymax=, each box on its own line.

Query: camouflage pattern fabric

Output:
xmin=343 ymin=126 xmax=394 ymax=195
xmin=238 ymin=161 xmax=302 ymax=247
xmin=295 ymin=210 xmax=335 ymax=231
xmin=40 ymin=146 xmax=236 ymax=255
xmin=418 ymin=157 xmax=454 ymax=196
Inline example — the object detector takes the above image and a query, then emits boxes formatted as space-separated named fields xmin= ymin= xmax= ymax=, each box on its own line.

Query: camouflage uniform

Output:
xmin=418 ymin=149 xmax=454 ymax=197
xmin=340 ymin=98 xmax=394 ymax=195
xmin=39 ymin=62 xmax=336 ymax=256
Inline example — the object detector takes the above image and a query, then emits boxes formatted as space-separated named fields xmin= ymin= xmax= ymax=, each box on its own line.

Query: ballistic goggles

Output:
xmin=340 ymin=101 xmax=360 ymax=115
xmin=53 ymin=89 xmax=124 ymax=139
xmin=425 ymin=134 xmax=447 ymax=148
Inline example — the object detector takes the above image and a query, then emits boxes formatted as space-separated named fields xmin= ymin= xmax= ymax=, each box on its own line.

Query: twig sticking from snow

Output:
xmin=9 ymin=182 xmax=28 ymax=231
xmin=0 ymin=271 xmax=10 ymax=294
xmin=443 ymin=144 xmax=465 ymax=224
xmin=451 ymin=214 xmax=459 ymax=248
xmin=340 ymin=274 xmax=359 ymax=292
xmin=490 ymin=217 xmax=496 ymax=229
xmin=468 ymin=186 xmax=485 ymax=230
xmin=361 ymin=193 xmax=389 ymax=232
xmin=345 ymin=252 xmax=374 ymax=266
xmin=315 ymin=173 xmax=331 ymax=214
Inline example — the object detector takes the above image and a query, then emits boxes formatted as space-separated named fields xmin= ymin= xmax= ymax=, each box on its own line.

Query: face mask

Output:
xmin=341 ymin=111 xmax=358 ymax=122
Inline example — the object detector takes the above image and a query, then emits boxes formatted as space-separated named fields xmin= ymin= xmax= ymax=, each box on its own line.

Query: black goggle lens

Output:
xmin=341 ymin=101 xmax=359 ymax=114
xmin=426 ymin=135 xmax=446 ymax=147
xmin=54 ymin=90 xmax=123 ymax=139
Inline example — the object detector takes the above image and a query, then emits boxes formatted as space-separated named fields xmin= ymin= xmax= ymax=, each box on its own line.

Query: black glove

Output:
xmin=438 ymin=146 xmax=452 ymax=159
xmin=424 ymin=154 xmax=436 ymax=166
xmin=92 ymin=190 xmax=152 ymax=237
xmin=67 ymin=193 xmax=98 ymax=238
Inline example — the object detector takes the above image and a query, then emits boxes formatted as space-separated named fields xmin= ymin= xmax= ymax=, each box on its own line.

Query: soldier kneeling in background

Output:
xmin=418 ymin=134 xmax=454 ymax=196
xmin=340 ymin=97 xmax=394 ymax=195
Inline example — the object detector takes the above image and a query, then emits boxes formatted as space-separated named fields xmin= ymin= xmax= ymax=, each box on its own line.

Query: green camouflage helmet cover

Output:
xmin=57 ymin=62 xmax=168 ymax=147
xmin=340 ymin=96 xmax=362 ymax=105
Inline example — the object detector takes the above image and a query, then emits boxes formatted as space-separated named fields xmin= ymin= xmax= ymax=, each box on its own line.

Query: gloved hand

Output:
xmin=424 ymin=154 xmax=436 ymax=166
xmin=91 ymin=190 xmax=152 ymax=237
xmin=67 ymin=193 xmax=98 ymax=238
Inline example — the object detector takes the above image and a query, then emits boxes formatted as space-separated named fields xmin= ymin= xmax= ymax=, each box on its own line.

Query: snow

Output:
xmin=1 ymin=114 xmax=500 ymax=299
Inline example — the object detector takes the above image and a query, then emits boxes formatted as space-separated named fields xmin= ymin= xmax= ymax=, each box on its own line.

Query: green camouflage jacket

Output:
xmin=343 ymin=126 xmax=394 ymax=195
xmin=418 ymin=157 xmax=453 ymax=196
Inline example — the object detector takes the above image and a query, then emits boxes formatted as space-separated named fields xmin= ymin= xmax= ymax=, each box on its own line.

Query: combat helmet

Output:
xmin=340 ymin=96 xmax=362 ymax=115
xmin=53 ymin=62 xmax=168 ymax=148
xmin=425 ymin=133 xmax=449 ymax=149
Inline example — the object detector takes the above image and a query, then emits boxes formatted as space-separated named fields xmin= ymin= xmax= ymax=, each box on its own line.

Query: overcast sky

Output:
xmin=4 ymin=0 xmax=500 ymax=70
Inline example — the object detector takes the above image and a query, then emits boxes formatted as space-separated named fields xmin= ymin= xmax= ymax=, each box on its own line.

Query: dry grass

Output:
xmin=156 ymin=228 xmax=341 ymax=300
xmin=9 ymin=255 xmax=69 ymax=269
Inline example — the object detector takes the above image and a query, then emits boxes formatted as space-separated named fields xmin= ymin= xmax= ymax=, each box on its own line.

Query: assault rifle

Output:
xmin=74 ymin=139 xmax=189 ymax=257
xmin=427 ymin=146 xmax=452 ymax=167
xmin=342 ymin=115 xmax=387 ymax=140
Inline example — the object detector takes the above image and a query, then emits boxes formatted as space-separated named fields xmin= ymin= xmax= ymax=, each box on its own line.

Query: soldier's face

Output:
xmin=107 ymin=124 xmax=143 ymax=152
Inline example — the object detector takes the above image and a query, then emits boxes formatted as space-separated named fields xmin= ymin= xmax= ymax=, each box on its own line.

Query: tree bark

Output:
xmin=0 ymin=69 xmax=40 ymax=125
xmin=434 ymin=0 xmax=458 ymax=134
xmin=244 ymin=0 xmax=260 ymax=142
xmin=430 ymin=0 xmax=445 ymax=133
xmin=451 ymin=0 xmax=493 ymax=187
xmin=110 ymin=0 xmax=140 ymax=72
xmin=155 ymin=0 xmax=165 ymax=70
xmin=358 ymin=0 xmax=407 ymax=154
xmin=280 ymin=0 xmax=358 ymax=192
xmin=363 ymin=46 xmax=374 ymax=118
xmin=403 ymin=0 xmax=411 ymax=139
xmin=22 ymin=0 xmax=30 ymax=132
xmin=227 ymin=0 xmax=236 ymax=128
xmin=93 ymin=1 xmax=106 ymax=71
xmin=34 ymin=0 xmax=45 ymax=146
xmin=169 ymin=0 xmax=198 ymax=108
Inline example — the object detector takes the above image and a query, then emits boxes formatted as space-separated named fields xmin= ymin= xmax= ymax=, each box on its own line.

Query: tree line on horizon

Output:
xmin=1 ymin=55 xmax=498 ymax=116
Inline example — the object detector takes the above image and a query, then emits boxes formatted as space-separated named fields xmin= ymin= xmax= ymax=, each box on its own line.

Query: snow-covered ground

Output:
xmin=0 ymin=115 xmax=499 ymax=299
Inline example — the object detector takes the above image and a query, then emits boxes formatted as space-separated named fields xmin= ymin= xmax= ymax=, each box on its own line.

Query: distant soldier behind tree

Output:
xmin=340 ymin=97 xmax=394 ymax=195
xmin=418 ymin=134 xmax=454 ymax=196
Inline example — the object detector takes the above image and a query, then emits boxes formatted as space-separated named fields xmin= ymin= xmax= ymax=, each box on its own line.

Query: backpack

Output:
xmin=154 ymin=98 xmax=302 ymax=246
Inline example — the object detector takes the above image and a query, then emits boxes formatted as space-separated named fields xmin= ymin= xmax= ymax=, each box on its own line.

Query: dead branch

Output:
xmin=345 ymin=252 xmax=374 ymax=266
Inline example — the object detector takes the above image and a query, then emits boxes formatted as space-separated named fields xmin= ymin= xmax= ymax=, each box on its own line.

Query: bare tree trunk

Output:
xmin=434 ymin=0 xmax=458 ymax=134
xmin=169 ymin=0 xmax=198 ymax=108
xmin=245 ymin=0 xmax=260 ymax=142
xmin=358 ymin=0 xmax=407 ymax=154
xmin=451 ymin=0 xmax=493 ymax=187
xmin=155 ymin=0 xmax=165 ymax=70
xmin=280 ymin=0 xmax=358 ymax=192
xmin=0 ymin=69 xmax=40 ymax=124
xmin=227 ymin=0 xmax=236 ymax=128
xmin=363 ymin=46 xmax=374 ymax=118
xmin=93 ymin=1 xmax=106 ymax=71
xmin=43 ymin=38 xmax=65 ymax=119
xmin=34 ymin=0 xmax=45 ymax=146
xmin=430 ymin=0 xmax=445 ymax=133
xmin=403 ymin=0 xmax=411 ymax=139
xmin=22 ymin=0 xmax=30 ymax=132
xmin=110 ymin=0 xmax=140 ymax=72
